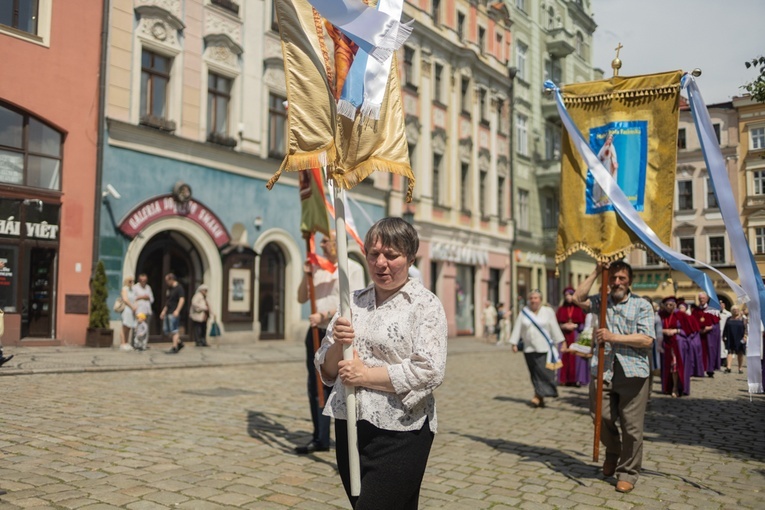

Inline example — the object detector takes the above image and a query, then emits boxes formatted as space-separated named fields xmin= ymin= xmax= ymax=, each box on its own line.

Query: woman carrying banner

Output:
xmin=509 ymin=290 xmax=566 ymax=408
xmin=315 ymin=217 xmax=447 ymax=509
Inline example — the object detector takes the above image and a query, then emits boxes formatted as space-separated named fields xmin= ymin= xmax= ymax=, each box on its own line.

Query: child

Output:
xmin=133 ymin=313 xmax=149 ymax=351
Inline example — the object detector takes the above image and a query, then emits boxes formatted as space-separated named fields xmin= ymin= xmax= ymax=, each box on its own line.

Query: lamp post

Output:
xmin=507 ymin=65 xmax=518 ymax=312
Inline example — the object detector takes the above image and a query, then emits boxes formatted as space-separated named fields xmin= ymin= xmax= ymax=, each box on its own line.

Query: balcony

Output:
xmin=546 ymin=27 xmax=575 ymax=58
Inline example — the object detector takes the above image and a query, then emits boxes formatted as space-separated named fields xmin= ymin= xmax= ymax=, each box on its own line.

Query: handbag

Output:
xmin=113 ymin=297 xmax=126 ymax=313
xmin=209 ymin=321 xmax=221 ymax=337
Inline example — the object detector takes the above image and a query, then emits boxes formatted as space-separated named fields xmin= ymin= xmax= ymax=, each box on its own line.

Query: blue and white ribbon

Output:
xmin=545 ymin=80 xmax=748 ymax=313
xmin=337 ymin=0 xmax=405 ymax=121
xmin=307 ymin=0 xmax=412 ymax=63
xmin=683 ymin=74 xmax=764 ymax=393
xmin=521 ymin=307 xmax=561 ymax=369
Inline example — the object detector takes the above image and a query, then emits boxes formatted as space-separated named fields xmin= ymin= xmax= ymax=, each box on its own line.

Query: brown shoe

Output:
xmin=602 ymin=459 xmax=617 ymax=477
xmin=615 ymin=480 xmax=634 ymax=493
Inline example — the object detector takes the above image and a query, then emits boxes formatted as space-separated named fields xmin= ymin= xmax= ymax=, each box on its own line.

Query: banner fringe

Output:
xmin=266 ymin=144 xmax=337 ymax=190
xmin=555 ymin=241 xmax=640 ymax=265
xmin=337 ymin=99 xmax=358 ymax=120
xmin=561 ymin=84 xmax=680 ymax=106
xmin=330 ymin=157 xmax=414 ymax=202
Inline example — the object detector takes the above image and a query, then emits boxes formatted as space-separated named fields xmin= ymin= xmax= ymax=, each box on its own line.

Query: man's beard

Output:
xmin=611 ymin=286 xmax=627 ymax=301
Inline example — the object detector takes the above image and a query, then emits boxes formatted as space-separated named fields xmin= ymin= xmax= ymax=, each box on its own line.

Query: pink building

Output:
xmin=0 ymin=1 xmax=104 ymax=345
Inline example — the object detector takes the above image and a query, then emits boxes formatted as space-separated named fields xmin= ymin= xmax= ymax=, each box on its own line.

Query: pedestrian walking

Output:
xmin=190 ymin=284 xmax=212 ymax=347
xmin=482 ymin=300 xmax=497 ymax=342
xmin=316 ymin=217 xmax=447 ymax=509
xmin=133 ymin=313 xmax=149 ymax=351
xmin=723 ymin=306 xmax=747 ymax=374
xmin=120 ymin=276 xmax=137 ymax=351
xmin=132 ymin=273 xmax=155 ymax=322
xmin=656 ymin=296 xmax=697 ymax=397
xmin=295 ymin=230 xmax=365 ymax=455
xmin=508 ymin=289 xmax=565 ymax=408
xmin=160 ymin=273 xmax=185 ymax=354
xmin=573 ymin=261 xmax=655 ymax=494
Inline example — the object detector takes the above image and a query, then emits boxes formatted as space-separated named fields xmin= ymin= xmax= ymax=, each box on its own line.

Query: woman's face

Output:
xmin=366 ymin=239 xmax=410 ymax=298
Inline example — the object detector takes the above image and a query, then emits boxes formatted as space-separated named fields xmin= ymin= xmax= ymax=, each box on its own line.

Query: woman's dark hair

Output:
xmin=364 ymin=217 xmax=419 ymax=262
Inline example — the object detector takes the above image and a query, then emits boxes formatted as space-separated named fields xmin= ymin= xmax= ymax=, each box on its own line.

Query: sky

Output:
xmin=591 ymin=0 xmax=765 ymax=105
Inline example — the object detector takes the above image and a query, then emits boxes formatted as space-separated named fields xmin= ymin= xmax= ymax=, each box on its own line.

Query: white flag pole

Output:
xmin=332 ymin=181 xmax=361 ymax=496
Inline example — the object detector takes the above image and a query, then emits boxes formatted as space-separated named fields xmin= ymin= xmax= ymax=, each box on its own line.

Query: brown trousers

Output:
xmin=590 ymin=360 xmax=650 ymax=485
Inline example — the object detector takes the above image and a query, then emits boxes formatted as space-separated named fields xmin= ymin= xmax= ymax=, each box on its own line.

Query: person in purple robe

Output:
xmin=557 ymin=287 xmax=588 ymax=386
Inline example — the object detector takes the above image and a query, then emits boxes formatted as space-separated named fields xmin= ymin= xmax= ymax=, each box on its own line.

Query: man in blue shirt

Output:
xmin=573 ymin=261 xmax=655 ymax=494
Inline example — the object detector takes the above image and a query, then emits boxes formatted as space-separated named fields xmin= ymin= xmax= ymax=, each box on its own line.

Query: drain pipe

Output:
xmin=92 ymin=0 xmax=111 ymax=271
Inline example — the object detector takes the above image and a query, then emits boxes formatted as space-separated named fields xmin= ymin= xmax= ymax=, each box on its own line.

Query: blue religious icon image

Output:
xmin=585 ymin=120 xmax=648 ymax=214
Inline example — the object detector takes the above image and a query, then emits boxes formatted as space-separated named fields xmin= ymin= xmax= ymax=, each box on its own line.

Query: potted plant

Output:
xmin=86 ymin=260 xmax=114 ymax=347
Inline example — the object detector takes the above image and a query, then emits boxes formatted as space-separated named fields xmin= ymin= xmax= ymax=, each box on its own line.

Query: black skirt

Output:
xmin=524 ymin=351 xmax=559 ymax=398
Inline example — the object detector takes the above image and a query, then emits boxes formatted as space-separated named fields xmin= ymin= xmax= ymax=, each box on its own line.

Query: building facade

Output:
xmin=628 ymin=101 xmax=741 ymax=307
xmin=733 ymin=95 xmax=765 ymax=282
xmin=0 ymin=0 xmax=103 ymax=345
xmin=507 ymin=0 xmax=597 ymax=309
xmin=99 ymin=0 xmax=386 ymax=344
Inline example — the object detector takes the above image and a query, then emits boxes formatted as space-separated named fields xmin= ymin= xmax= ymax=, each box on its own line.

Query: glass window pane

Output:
xmin=18 ymin=0 xmax=39 ymax=34
xmin=207 ymin=94 xmax=214 ymax=133
xmin=0 ymin=150 xmax=24 ymax=185
xmin=216 ymin=98 xmax=228 ymax=134
xmin=218 ymin=76 xmax=230 ymax=93
xmin=155 ymin=54 xmax=170 ymax=74
xmin=0 ymin=106 xmax=24 ymax=148
xmin=0 ymin=4 xmax=12 ymax=28
xmin=27 ymin=156 xmax=61 ymax=190
xmin=152 ymin=77 xmax=167 ymax=117
xmin=28 ymin=118 xmax=61 ymax=157
xmin=208 ymin=74 xmax=216 ymax=89
xmin=140 ymin=72 xmax=149 ymax=115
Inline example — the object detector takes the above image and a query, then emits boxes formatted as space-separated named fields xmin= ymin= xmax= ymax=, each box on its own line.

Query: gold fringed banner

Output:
xmin=555 ymin=70 xmax=683 ymax=264
xmin=272 ymin=0 xmax=414 ymax=202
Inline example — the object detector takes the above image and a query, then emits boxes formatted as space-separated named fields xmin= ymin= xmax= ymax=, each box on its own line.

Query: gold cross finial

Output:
xmin=615 ymin=43 xmax=623 ymax=59
xmin=611 ymin=42 xmax=623 ymax=77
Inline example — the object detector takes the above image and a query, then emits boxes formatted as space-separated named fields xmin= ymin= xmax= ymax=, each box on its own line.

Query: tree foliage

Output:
xmin=742 ymin=56 xmax=765 ymax=103
xmin=89 ymin=260 xmax=110 ymax=329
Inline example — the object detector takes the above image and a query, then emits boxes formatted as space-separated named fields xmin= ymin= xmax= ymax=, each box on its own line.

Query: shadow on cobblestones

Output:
xmin=246 ymin=409 xmax=308 ymax=453
xmin=458 ymin=433 xmax=599 ymax=486
xmin=644 ymin=393 xmax=765 ymax=463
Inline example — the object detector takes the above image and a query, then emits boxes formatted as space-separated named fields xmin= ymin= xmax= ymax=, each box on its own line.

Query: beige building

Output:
xmin=507 ymin=0 xmax=598 ymax=307
xmin=733 ymin=95 xmax=765 ymax=284
xmin=628 ymin=100 xmax=741 ymax=307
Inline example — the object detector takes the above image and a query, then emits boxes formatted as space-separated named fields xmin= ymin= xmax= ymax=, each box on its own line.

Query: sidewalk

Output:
xmin=0 ymin=335 xmax=498 ymax=376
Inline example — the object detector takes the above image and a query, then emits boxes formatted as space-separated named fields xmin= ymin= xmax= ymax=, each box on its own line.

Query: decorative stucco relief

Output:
xmin=205 ymin=9 xmax=242 ymax=47
xmin=263 ymin=67 xmax=287 ymax=96
xmin=135 ymin=0 xmax=181 ymax=20
xmin=405 ymin=114 xmax=421 ymax=145
xmin=138 ymin=16 xmax=181 ymax=51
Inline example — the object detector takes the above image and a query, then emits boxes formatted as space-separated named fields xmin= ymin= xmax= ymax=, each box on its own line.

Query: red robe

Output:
xmin=556 ymin=303 xmax=586 ymax=385
xmin=659 ymin=310 xmax=689 ymax=395
xmin=691 ymin=307 xmax=720 ymax=372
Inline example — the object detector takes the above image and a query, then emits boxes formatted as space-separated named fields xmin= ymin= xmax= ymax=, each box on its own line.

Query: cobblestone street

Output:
xmin=0 ymin=339 xmax=763 ymax=509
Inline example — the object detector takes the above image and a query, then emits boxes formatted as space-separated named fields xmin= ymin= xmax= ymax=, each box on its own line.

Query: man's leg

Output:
xmin=612 ymin=362 xmax=650 ymax=485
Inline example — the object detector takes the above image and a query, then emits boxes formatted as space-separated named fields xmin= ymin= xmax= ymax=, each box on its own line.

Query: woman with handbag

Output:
xmin=190 ymin=284 xmax=212 ymax=347
xmin=119 ymin=275 xmax=137 ymax=351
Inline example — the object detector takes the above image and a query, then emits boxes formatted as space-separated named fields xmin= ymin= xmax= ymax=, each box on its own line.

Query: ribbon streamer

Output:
xmin=683 ymin=75 xmax=764 ymax=393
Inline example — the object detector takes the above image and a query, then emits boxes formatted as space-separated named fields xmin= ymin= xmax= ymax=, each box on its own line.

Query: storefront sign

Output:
xmin=119 ymin=194 xmax=231 ymax=248
xmin=431 ymin=242 xmax=488 ymax=265
xmin=514 ymin=249 xmax=549 ymax=265
xmin=0 ymin=199 xmax=61 ymax=240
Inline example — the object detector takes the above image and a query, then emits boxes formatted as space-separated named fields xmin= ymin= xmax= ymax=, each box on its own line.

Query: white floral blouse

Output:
xmin=315 ymin=278 xmax=448 ymax=433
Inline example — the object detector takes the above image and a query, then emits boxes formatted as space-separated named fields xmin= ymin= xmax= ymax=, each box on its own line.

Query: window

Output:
xmin=646 ymin=250 xmax=661 ymax=266
xmin=709 ymin=236 xmax=725 ymax=264
xmin=496 ymin=33 xmax=503 ymax=59
xmin=479 ymin=170 xmax=488 ymax=217
xmin=755 ymin=170 xmax=765 ymax=195
xmin=543 ymin=195 xmax=558 ymax=230
xmin=545 ymin=123 xmax=561 ymax=160
xmin=713 ymin=123 xmax=721 ymax=145
xmin=706 ymin=178 xmax=718 ymax=209
xmin=516 ymin=0 xmax=526 ymax=12
xmin=457 ymin=12 xmax=465 ymax=40
xmin=460 ymin=163 xmax=469 ymax=211
xmin=752 ymin=126 xmax=765 ymax=150
xmin=461 ymin=77 xmax=471 ymax=113
xmin=268 ymin=93 xmax=287 ymax=158
xmin=516 ymin=113 xmax=528 ymax=156
xmin=547 ymin=7 xmax=555 ymax=29
xmin=431 ymin=0 xmax=440 ymax=24
xmin=140 ymin=50 xmax=172 ymax=125
xmin=0 ymin=0 xmax=38 ymax=34
xmin=544 ymin=57 xmax=562 ymax=84
xmin=576 ymin=32 xmax=584 ymax=57
xmin=518 ymin=188 xmax=529 ymax=231
xmin=498 ymin=100 xmax=508 ymax=135
xmin=677 ymin=180 xmax=693 ymax=210
xmin=207 ymin=73 xmax=232 ymax=137
xmin=756 ymin=227 xmax=765 ymax=254
xmin=498 ymin=176 xmax=506 ymax=220
xmin=680 ymin=238 xmax=695 ymax=259
xmin=403 ymin=46 xmax=415 ymax=87
xmin=516 ymin=42 xmax=527 ymax=81
xmin=271 ymin=0 xmax=278 ymax=31
xmin=478 ymin=26 xmax=486 ymax=53
xmin=0 ymin=102 xmax=62 ymax=190
xmin=434 ymin=63 xmax=443 ymax=103
xmin=479 ymin=89 xmax=488 ymax=123
xmin=432 ymin=153 xmax=442 ymax=205
xmin=678 ymin=128 xmax=687 ymax=149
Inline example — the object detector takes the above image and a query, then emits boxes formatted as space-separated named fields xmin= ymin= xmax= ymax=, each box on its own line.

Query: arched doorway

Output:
xmin=136 ymin=231 xmax=203 ymax=341
xmin=259 ymin=242 xmax=285 ymax=339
